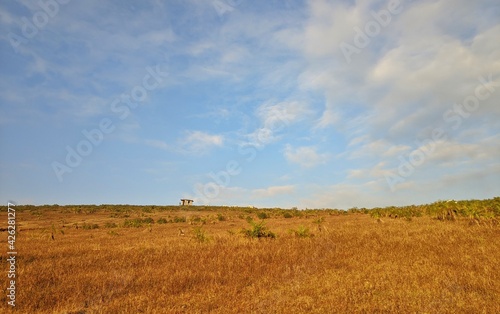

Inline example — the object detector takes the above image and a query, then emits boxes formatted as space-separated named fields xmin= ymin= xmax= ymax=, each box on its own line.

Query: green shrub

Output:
xmin=104 ymin=222 xmax=118 ymax=228
xmin=217 ymin=214 xmax=227 ymax=221
xmin=312 ymin=217 xmax=324 ymax=224
xmin=290 ymin=225 xmax=313 ymax=238
xmin=257 ymin=212 xmax=269 ymax=219
xmin=193 ymin=227 xmax=209 ymax=243
xmin=123 ymin=218 xmax=153 ymax=228
xmin=283 ymin=212 xmax=293 ymax=219
xmin=191 ymin=216 xmax=202 ymax=223
xmin=241 ymin=220 xmax=276 ymax=239
xmin=173 ymin=216 xmax=186 ymax=223
xmin=157 ymin=218 xmax=168 ymax=224
xmin=82 ymin=223 xmax=99 ymax=230
xmin=123 ymin=219 xmax=141 ymax=228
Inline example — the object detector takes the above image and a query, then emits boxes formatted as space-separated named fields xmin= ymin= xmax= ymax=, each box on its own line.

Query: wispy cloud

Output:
xmin=284 ymin=145 xmax=330 ymax=168
xmin=347 ymin=162 xmax=393 ymax=180
xmin=301 ymin=0 xmax=500 ymax=138
xmin=348 ymin=139 xmax=411 ymax=159
xmin=245 ymin=101 xmax=313 ymax=147
xmin=252 ymin=185 xmax=295 ymax=198
xmin=180 ymin=131 xmax=224 ymax=154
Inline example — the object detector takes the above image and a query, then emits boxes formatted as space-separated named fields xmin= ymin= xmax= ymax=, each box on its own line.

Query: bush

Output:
xmin=173 ymin=216 xmax=186 ymax=223
xmin=157 ymin=218 xmax=167 ymax=224
xmin=241 ymin=221 xmax=276 ymax=239
xmin=123 ymin=218 xmax=153 ymax=228
xmin=283 ymin=212 xmax=293 ymax=219
xmin=290 ymin=225 xmax=313 ymax=238
xmin=104 ymin=222 xmax=118 ymax=228
xmin=257 ymin=212 xmax=269 ymax=219
xmin=193 ymin=227 xmax=209 ymax=243
xmin=82 ymin=223 xmax=99 ymax=230
xmin=191 ymin=216 xmax=202 ymax=223
xmin=312 ymin=217 xmax=324 ymax=224
xmin=217 ymin=214 xmax=227 ymax=221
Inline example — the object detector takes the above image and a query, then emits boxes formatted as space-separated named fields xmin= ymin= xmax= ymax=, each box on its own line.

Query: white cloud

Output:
xmin=347 ymin=161 xmax=394 ymax=180
xmin=252 ymin=185 xmax=295 ymax=198
xmin=348 ymin=139 xmax=411 ymax=159
xmin=440 ymin=163 xmax=500 ymax=187
xmin=302 ymin=0 xmax=369 ymax=59
xmin=181 ymin=131 xmax=224 ymax=154
xmin=246 ymin=101 xmax=313 ymax=147
xmin=294 ymin=0 xmax=500 ymax=205
xmin=284 ymin=145 xmax=330 ymax=168
xmin=316 ymin=106 xmax=341 ymax=128
xmin=257 ymin=101 xmax=311 ymax=128
xmin=300 ymin=0 xmax=500 ymax=139
xmin=420 ymin=135 xmax=500 ymax=166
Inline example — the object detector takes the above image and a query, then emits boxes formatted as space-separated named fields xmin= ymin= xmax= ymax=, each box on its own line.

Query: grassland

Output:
xmin=1 ymin=198 xmax=500 ymax=313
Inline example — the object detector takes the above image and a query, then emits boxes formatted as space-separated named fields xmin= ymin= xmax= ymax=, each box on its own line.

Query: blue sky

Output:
xmin=0 ymin=0 xmax=499 ymax=208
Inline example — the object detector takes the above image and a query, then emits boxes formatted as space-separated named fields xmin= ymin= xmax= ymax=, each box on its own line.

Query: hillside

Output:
xmin=1 ymin=198 xmax=499 ymax=313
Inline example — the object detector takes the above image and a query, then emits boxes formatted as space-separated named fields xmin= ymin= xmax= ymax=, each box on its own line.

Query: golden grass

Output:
xmin=1 ymin=207 xmax=500 ymax=313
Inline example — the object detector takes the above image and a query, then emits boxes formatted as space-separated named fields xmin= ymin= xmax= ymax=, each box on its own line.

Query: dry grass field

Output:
xmin=1 ymin=201 xmax=500 ymax=313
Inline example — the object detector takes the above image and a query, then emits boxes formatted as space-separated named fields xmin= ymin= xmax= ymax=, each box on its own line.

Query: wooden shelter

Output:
xmin=180 ymin=199 xmax=194 ymax=206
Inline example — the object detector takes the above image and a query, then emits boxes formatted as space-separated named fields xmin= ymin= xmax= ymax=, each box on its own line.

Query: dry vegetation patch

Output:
xmin=1 ymin=201 xmax=499 ymax=313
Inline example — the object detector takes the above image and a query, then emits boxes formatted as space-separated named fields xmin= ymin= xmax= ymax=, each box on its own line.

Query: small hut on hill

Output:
xmin=180 ymin=199 xmax=194 ymax=206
